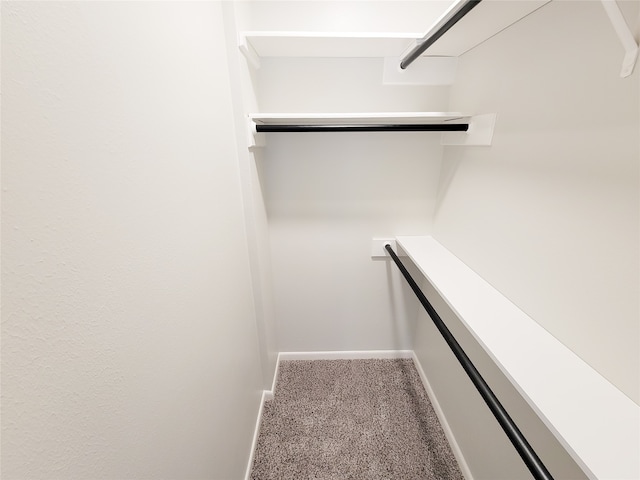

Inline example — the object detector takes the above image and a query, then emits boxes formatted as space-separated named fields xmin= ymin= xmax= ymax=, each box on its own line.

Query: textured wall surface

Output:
xmin=1 ymin=2 xmax=263 ymax=478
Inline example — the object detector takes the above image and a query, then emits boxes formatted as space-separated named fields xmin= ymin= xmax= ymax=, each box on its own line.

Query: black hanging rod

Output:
xmin=255 ymin=124 xmax=469 ymax=133
xmin=384 ymin=244 xmax=554 ymax=480
xmin=401 ymin=0 xmax=483 ymax=69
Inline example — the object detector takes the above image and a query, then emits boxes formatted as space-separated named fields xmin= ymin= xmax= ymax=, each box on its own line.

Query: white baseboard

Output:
xmin=244 ymin=389 xmax=270 ymax=480
xmin=278 ymin=350 xmax=413 ymax=361
xmin=244 ymin=354 xmax=284 ymax=480
xmin=266 ymin=352 xmax=282 ymax=399
xmin=411 ymin=351 xmax=474 ymax=480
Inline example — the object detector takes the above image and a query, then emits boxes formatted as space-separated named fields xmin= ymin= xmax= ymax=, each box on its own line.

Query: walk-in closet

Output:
xmin=2 ymin=1 xmax=638 ymax=479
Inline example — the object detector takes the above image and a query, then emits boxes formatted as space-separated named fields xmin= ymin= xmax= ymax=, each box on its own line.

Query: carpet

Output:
xmin=250 ymin=358 xmax=465 ymax=480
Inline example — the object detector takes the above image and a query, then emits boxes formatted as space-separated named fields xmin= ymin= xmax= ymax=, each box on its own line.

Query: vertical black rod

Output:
xmin=384 ymin=244 xmax=554 ymax=480
xmin=400 ymin=0 xmax=482 ymax=69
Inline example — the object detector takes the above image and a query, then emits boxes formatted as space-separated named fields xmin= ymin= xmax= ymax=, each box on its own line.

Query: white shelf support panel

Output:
xmin=238 ymin=33 xmax=261 ymax=70
xmin=383 ymin=56 xmax=458 ymax=86
xmin=395 ymin=236 xmax=640 ymax=480
xmin=601 ymin=0 xmax=639 ymax=77
xmin=441 ymin=113 xmax=496 ymax=146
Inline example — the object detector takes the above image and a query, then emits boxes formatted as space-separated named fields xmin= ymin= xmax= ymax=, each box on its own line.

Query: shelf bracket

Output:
xmin=601 ymin=0 xmax=638 ymax=78
xmin=238 ymin=34 xmax=261 ymax=70
xmin=441 ymin=113 xmax=496 ymax=146
xmin=248 ymin=119 xmax=265 ymax=150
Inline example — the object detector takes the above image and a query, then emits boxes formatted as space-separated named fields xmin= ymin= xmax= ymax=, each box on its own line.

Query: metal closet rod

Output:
xmin=384 ymin=243 xmax=554 ymax=480
xmin=400 ymin=0 xmax=483 ymax=69
xmin=255 ymin=124 xmax=469 ymax=133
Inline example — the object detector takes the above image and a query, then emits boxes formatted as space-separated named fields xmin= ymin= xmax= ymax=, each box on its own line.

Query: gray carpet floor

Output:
xmin=250 ymin=358 xmax=465 ymax=480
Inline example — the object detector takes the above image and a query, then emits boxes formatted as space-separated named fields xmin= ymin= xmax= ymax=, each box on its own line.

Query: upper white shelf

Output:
xmin=249 ymin=112 xmax=470 ymax=126
xmin=240 ymin=32 xmax=421 ymax=58
xmin=239 ymin=1 xmax=550 ymax=62
xmin=395 ymin=235 xmax=640 ymax=480
xmin=420 ymin=0 xmax=549 ymax=56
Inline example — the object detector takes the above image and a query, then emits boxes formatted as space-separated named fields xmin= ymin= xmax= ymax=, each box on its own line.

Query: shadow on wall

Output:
xmin=433 ymin=147 xmax=464 ymax=219
xmin=385 ymin=257 xmax=422 ymax=352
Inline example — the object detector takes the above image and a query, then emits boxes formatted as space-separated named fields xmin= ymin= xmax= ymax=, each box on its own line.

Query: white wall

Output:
xmin=237 ymin=0 xmax=457 ymax=353
xmin=413 ymin=278 xmax=589 ymax=480
xmin=410 ymin=1 xmax=638 ymax=478
xmin=264 ymin=131 xmax=438 ymax=351
xmin=222 ymin=2 xmax=280 ymax=391
xmin=256 ymin=56 xmax=448 ymax=351
xmin=434 ymin=0 xmax=639 ymax=404
xmin=235 ymin=0 xmax=453 ymax=32
xmin=1 ymin=3 xmax=263 ymax=479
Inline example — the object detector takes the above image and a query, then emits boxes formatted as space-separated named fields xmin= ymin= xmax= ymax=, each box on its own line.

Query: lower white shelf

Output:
xmin=249 ymin=112 xmax=470 ymax=125
xmin=395 ymin=235 xmax=639 ymax=480
xmin=246 ymin=112 xmax=496 ymax=148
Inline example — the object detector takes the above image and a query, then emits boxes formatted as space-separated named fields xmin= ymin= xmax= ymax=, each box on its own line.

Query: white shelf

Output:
xmin=417 ymin=0 xmax=550 ymax=56
xmin=246 ymin=112 xmax=496 ymax=148
xmin=249 ymin=112 xmax=470 ymax=126
xmin=395 ymin=235 xmax=640 ymax=480
xmin=239 ymin=2 xmax=550 ymax=63
xmin=240 ymin=31 xmax=421 ymax=59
